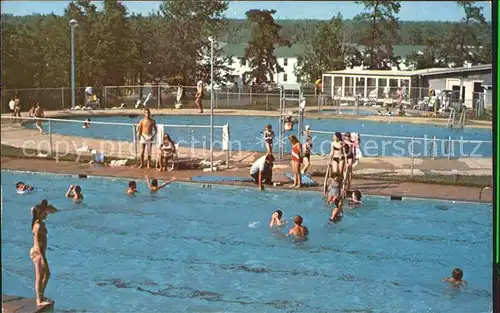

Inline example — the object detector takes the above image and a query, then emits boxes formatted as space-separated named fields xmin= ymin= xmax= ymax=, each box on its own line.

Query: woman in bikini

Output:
xmin=329 ymin=132 xmax=345 ymax=178
xmin=302 ymin=136 xmax=313 ymax=174
xmin=343 ymin=132 xmax=355 ymax=190
xmin=288 ymin=215 xmax=309 ymax=240
xmin=30 ymin=200 xmax=57 ymax=307
xmin=289 ymin=135 xmax=303 ymax=188
xmin=157 ymin=133 xmax=176 ymax=171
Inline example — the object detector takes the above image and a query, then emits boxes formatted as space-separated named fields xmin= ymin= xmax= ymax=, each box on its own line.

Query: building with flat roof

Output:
xmin=322 ymin=64 xmax=492 ymax=108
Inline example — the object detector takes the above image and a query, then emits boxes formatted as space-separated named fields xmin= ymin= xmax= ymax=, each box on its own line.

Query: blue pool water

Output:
xmin=24 ymin=114 xmax=492 ymax=157
xmin=2 ymin=170 xmax=492 ymax=313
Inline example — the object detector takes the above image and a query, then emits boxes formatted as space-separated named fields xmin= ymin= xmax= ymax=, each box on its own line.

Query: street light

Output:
xmin=208 ymin=36 xmax=214 ymax=171
xmin=69 ymin=19 xmax=78 ymax=109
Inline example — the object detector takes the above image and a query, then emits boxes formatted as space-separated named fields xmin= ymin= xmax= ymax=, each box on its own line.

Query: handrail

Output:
xmin=479 ymin=186 xmax=491 ymax=200
xmin=447 ymin=110 xmax=455 ymax=128
xmin=0 ymin=115 xmax=225 ymax=129
xmin=307 ymin=129 xmax=492 ymax=144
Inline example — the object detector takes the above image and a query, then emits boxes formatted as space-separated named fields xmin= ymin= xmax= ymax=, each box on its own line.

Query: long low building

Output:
xmin=322 ymin=64 xmax=492 ymax=109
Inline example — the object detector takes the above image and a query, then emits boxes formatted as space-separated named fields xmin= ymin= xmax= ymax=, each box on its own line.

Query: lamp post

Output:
xmin=69 ymin=19 xmax=78 ymax=109
xmin=209 ymin=37 xmax=214 ymax=171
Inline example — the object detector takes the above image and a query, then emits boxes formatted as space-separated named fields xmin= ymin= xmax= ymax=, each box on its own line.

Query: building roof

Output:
xmin=219 ymin=43 xmax=424 ymax=59
xmin=324 ymin=64 xmax=492 ymax=77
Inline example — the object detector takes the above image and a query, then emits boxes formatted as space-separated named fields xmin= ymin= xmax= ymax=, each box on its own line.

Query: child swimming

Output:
xmin=442 ymin=268 xmax=467 ymax=291
xmin=269 ymin=209 xmax=285 ymax=227
xmin=16 ymin=181 xmax=34 ymax=194
xmin=127 ymin=181 xmax=138 ymax=195
xmin=145 ymin=175 xmax=176 ymax=193
xmin=288 ymin=215 xmax=308 ymax=240
xmin=65 ymin=185 xmax=84 ymax=203
xmin=350 ymin=190 xmax=363 ymax=205
xmin=329 ymin=198 xmax=344 ymax=223
xmin=325 ymin=176 xmax=342 ymax=204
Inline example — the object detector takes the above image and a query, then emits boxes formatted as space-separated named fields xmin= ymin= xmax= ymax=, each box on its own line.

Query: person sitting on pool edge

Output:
xmin=65 ymin=185 xmax=83 ymax=203
xmin=127 ymin=181 xmax=138 ymax=195
xmin=145 ymin=175 xmax=176 ymax=194
xmin=269 ymin=209 xmax=285 ymax=227
xmin=288 ymin=215 xmax=308 ymax=240
xmin=441 ymin=268 xmax=467 ymax=291
xmin=16 ymin=181 xmax=34 ymax=193
xmin=250 ymin=153 xmax=274 ymax=191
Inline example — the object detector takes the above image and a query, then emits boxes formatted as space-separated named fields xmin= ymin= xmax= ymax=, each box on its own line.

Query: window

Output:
xmin=283 ymin=58 xmax=288 ymax=66
xmin=283 ymin=74 xmax=288 ymax=82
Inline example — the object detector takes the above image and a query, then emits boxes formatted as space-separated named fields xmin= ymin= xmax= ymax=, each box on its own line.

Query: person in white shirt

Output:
xmin=250 ymin=154 xmax=274 ymax=190
xmin=9 ymin=97 xmax=15 ymax=116
xmin=195 ymin=80 xmax=204 ymax=113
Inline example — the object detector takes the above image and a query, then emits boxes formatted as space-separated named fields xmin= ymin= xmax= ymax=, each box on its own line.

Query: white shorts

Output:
xmin=140 ymin=134 xmax=154 ymax=154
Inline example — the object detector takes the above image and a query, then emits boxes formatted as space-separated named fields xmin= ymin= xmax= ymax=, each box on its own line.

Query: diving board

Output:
xmin=285 ymin=173 xmax=319 ymax=186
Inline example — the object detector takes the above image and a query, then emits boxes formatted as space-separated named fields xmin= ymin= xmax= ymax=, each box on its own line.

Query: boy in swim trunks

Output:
xmin=442 ymin=268 xmax=467 ymax=291
xmin=136 ymin=109 xmax=158 ymax=168
xmin=145 ymin=175 xmax=176 ymax=193
xmin=269 ymin=209 xmax=285 ymax=227
xmin=263 ymin=124 xmax=275 ymax=153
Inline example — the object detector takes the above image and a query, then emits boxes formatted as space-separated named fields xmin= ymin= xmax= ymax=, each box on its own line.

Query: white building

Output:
xmin=217 ymin=42 xmax=426 ymax=89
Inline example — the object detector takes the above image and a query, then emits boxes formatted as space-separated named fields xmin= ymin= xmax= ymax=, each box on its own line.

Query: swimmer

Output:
xmin=16 ymin=181 xmax=34 ymax=193
xmin=83 ymin=118 xmax=91 ymax=128
xmin=127 ymin=181 xmax=138 ymax=195
xmin=442 ymin=268 xmax=467 ymax=291
xmin=329 ymin=198 xmax=343 ymax=223
xmin=326 ymin=176 xmax=341 ymax=204
xmin=350 ymin=190 xmax=363 ymax=205
xmin=145 ymin=175 xmax=176 ymax=193
xmin=288 ymin=215 xmax=308 ymax=240
xmin=65 ymin=185 xmax=83 ymax=203
xmin=269 ymin=209 xmax=285 ymax=227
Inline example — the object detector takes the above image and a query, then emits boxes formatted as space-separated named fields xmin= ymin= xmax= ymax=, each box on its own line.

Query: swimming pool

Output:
xmin=24 ymin=114 xmax=492 ymax=157
xmin=2 ymin=170 xmax=492 ymax=313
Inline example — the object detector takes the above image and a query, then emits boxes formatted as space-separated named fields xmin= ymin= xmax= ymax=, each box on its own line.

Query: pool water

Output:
xmin=2 ymin=170 xmax=492 ymax=313
xmin=25 ymin=114 xmax=492 ymax=157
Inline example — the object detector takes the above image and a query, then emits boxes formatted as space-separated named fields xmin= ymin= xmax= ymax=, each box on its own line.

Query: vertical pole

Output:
xmin=226 ymin=125 xmax=230 ymax=169
xmin=71 ymin=26 xmax=76 ymax=110
xmin=447 ymin=136 xmax=452 ymax=160
xmin=157 ymin=85 xmax=161 ymax=109
xmin=226 ymin=88 xmax=229 ymax=108
xmin=132 ymin=125 xmax=138 ymax=160
xmin=249 ymin=86 xmax=252 ymax=105
xmin=266 ymin=94 xmax=269 ymax=110
xmin=210 ymin=39 xmax=214 ymax=171
xmin=432 ymin=136 xmax=436 ymax=159
xmin=48 ymin=120 xmax=53 ymax=156
xmin=410 ymin=137 xmax=415 ymax=178
xmin=104 ymin=86 xmax=107 ymax=109
xmin=61 ymin=87 xmax=65 ymax=109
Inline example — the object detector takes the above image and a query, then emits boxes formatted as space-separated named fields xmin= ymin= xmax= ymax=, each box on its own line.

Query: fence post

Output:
xmin=48 ymin=120 xmax=53 ymax=156
xmin=226 ymin=89 xmax=229 ymax=107
xmin=432 ymin=136 xmax=436 ymax=159
xmin=61 ymin=87 xmax=65 ymax=109
xmin=266 ymin=94 xmax=269 ymax=110
xmin=132 ymin=124 xmax=138 ymax=160
xmin=157 ymin=85 xmax=161 ymax=109
xmin=104 ymin=86 xmax=107 ymax=109
xmin=410 ymin=137 xmax=415 ymax=178
xmin=447 ymin=136 xmax=452 ymax=160
xmin=249 ymin=87 xmax=252 ymax=105
xmin=215 ymin=90 xmax=218 ymax=109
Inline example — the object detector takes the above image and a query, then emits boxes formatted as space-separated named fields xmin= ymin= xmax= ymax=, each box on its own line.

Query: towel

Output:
xmin=156 ymin=124 xmax=165 ymax=147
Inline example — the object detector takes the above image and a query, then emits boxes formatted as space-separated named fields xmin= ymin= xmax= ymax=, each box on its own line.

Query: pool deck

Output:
xmin=1 ymin=295 xmax=54 ymax=313
xmin=1 ymin=156 xmax=492 ymax=203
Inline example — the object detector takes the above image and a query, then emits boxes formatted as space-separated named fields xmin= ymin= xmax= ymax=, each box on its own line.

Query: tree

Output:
xmin=158 ymin=0 xmax=229 ymax=85
xmin=294 ymin=14 xmax=352 ymax=83
xmin=404 ymin=31 xmax=448 ymax=70
xmin=242 ymin=9 xmax=291 ymax=85
xmin=354 ymin=1 xmax=401 ymax=70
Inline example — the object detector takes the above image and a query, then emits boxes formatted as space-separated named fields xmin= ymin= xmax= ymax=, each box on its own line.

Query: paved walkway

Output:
xmin=1 ymin=157 xmax=492 ymax=203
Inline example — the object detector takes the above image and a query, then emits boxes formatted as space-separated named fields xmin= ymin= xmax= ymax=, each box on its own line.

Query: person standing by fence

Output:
xmin=195 ymin=80 xmax=204 ymax=113
xmin=136 ymin=108 xmax=158 ymax=169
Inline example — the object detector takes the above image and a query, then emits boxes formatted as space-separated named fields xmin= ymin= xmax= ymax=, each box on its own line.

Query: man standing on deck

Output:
xmin=136 ymin=108 xmax=158 ymax=168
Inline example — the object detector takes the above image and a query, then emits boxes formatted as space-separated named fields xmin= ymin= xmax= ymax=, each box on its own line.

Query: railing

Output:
xmin=307 ymin=128 xmax=493 ymax=186
xmin=0 ymin=116 xmax=231 ymax=169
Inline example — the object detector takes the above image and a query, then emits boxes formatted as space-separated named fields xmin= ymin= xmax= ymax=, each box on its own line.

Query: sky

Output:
xmin=0 ymin=1 xmax=492 ymax=21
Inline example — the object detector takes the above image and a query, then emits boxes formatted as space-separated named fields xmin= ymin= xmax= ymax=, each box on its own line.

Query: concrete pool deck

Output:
xmin=0 ymin=157 xmax=492 ymax=203
xmin=2 ymin=294 xmax=54 ymax=313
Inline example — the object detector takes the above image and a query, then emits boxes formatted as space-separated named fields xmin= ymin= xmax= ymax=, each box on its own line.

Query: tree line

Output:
xmin=2 ymin=0 xmax=491 ymax=91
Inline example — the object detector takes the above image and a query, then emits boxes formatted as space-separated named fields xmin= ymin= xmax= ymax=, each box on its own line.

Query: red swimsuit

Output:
xmin=291 ymin=143 xmax=302 ymax=163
